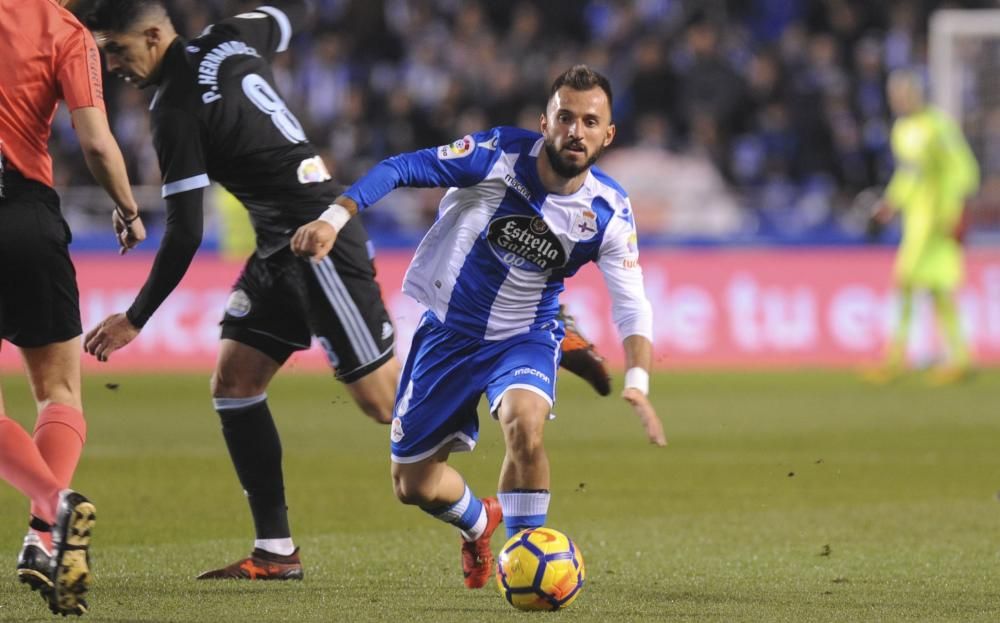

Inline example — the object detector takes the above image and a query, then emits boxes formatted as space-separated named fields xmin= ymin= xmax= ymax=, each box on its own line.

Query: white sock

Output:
xmin=459 ymin=507 xmax=488 ymax=542
xmin=254 ymin=538 xmax=295 ymax=556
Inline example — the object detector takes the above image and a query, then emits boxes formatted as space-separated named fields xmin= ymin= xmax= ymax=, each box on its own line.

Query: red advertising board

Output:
xmin=3 ymin=249 xmax=999 ymax=372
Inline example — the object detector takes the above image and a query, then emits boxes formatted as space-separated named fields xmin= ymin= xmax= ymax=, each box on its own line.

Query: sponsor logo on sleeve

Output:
xmin=296 ymin=156 xmax=332 ymax=184
xmin=225 ymin=289 xmax=252 ymax=317
xmin=622 ymin=232 xmax=640 ymax=268
xmin=438 ymin=135 xmax=475 ymax=160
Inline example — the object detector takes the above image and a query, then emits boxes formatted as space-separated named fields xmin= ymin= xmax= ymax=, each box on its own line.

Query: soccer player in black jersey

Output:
xmin=80 ymin=0 xmax=400 ymax=579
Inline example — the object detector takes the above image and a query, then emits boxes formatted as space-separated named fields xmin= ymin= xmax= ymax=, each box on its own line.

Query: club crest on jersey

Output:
xmin=570 ymin=209 xmax=599 ymax=241
xmin=297 ymin=156 xmax=332 ymax=184
xmin=487 ymin=215 xmax=567 ymax=272
xmin=438 ymin=135 xmax=475 ymax=160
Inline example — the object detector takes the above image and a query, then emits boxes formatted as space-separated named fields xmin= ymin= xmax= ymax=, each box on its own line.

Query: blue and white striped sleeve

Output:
xmin=344 ymin=129 xmax=503 ymax=210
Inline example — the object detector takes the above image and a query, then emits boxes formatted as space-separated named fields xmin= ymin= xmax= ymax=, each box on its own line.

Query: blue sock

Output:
xmin=421 ymin=484 xmax=487 ymax=540
xmin=498 ymin=490 xmax=550 ymax=539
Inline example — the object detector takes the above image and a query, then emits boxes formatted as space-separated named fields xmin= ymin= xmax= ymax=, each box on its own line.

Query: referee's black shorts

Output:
xmin=0 ymin=169 xmax=81 ymax=348
xmin=220 ymin=218 xmax=395 ymax=383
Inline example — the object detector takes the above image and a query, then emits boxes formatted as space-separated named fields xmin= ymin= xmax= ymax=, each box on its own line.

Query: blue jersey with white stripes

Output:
xmin=345 ymin=126 xmax=652 ymax=342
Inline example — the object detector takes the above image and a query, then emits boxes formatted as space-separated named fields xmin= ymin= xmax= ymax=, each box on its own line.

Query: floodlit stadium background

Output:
xmin=4 ymin=0 xmax=1000 ymax=370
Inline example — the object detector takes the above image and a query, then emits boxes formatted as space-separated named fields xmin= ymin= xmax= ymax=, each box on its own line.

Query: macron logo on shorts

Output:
xmin=513 ymin=367 xmax=550 ymax=384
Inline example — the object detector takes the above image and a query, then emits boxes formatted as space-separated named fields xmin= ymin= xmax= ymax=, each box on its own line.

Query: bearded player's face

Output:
xmin=540 ymin=86 xmax=616 ymax=179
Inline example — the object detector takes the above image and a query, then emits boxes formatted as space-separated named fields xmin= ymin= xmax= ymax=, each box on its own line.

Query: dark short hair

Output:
xmin=78 ymin=0 xmax=164 ymax=32
xmin=548 ymin=65 xmax=614 ymax=114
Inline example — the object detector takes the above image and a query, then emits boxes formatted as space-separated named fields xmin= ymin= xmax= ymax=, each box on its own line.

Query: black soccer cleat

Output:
xmin=49 ymin=490 xmax=96 ymax=616
xmin=17 ymin=532 xmax=53 ymax=596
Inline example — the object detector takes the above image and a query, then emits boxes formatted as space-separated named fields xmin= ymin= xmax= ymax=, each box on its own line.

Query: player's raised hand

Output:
xmin=621 ymin=388 xmax=666 ymax=446
xmin=291 ymin=220 xmax=338 ymax=263
xmin=113 ymin=206 xmax=147 ymax=255
xmin=84 ymin=313 xmax=140 ymax=362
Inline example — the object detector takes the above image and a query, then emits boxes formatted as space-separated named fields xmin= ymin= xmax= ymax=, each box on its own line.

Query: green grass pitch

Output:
xmin=0 ymin=369 xmax=998 ymax=621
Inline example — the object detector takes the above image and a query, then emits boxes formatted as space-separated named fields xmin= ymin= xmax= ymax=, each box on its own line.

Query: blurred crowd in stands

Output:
xmin=51 ymin=0 xmax=997 ymax=245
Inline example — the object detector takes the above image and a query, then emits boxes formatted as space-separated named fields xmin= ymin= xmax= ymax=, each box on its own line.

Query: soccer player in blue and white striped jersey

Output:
xmin=293 ymin=65 xmax=666 ymax=589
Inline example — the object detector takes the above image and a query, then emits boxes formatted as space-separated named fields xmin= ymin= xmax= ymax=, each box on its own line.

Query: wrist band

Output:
xmin=624 ymin=367 xmax=649 ymax=396
xmin=318 ymin=203 xmax=352 ymax=232
xmin=115 ymin=205 xmax=139 ymax=224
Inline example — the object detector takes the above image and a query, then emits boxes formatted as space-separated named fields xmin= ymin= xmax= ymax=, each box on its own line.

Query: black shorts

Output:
xmin=0 ymin=170 xmax=81 ymax=348
xmin=220 ymin=218 xmax=395 ymax=383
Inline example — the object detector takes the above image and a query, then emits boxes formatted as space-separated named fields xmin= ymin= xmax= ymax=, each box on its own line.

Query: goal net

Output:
xmin=930 ymin=9 xmax=1000 ymax=242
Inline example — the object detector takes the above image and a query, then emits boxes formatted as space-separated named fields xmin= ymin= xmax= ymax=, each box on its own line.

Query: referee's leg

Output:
xmin=20 ymin=338 xmax=88 ymax=524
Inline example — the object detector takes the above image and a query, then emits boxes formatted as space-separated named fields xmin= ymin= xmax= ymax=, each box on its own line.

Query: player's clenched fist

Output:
xmin=291 ymin=220 xmax=338 ymax=262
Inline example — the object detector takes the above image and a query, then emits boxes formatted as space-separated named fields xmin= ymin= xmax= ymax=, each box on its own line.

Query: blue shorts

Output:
xmin=390 ymin=312 xmax=563 ymax=463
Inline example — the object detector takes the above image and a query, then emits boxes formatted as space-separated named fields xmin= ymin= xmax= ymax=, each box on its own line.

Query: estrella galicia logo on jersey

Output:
xmin=438 ymin=135 xmax=475 ymax=160
xmin=487 ymin=215 xmax=567 ymax=272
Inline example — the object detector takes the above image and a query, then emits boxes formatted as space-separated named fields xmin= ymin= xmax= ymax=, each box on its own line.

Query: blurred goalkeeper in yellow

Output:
xmin=866 ymin=69 xmax=980 ymax=384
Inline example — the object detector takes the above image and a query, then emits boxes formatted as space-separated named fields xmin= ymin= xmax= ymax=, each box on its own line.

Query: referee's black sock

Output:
xmin=214 ymin=396 xmax=291 ymax=540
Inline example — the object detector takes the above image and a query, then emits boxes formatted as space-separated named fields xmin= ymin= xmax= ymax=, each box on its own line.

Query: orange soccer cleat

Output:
xmin=460 ymin=497 xmax=503 ymax=589
xmin=196 ymin=548 xmax=303 ymax=580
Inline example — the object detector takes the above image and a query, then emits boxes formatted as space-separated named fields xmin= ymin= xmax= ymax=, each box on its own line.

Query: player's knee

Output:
xmin=392 ymin=472 xmax=433 ymax=506
xmin=355 ymin=396 xmax=393 ymax=425
xmin=210 ymin=370 xmax=267 ymax=400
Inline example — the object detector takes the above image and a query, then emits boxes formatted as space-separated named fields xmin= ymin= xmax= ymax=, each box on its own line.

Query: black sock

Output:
xmin=216 ymin=399 xmax=291 ymax=539
xmin=29 ymin=515 xmax=51 ymax=532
